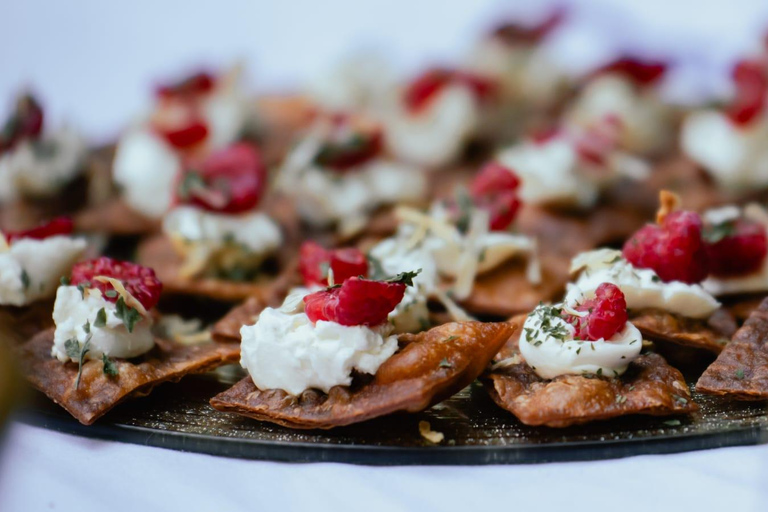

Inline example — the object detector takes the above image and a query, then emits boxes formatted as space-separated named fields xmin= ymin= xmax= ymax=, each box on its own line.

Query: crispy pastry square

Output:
xmin=630 ymin=308 xmax=736 ymax=355
xmin=483 ymin=316 xmax=697 ymax=427
xmin=74 ymin=198 xmax=160 ymax=235
xmin=16 ymin=328 xmax=240 ymax=425
xmin=211 ymin=296 xmax=265 ymax=342
xmin=210 ymin=321 xmax=514 ymax=429
xmin=697 ymin=297 xmax=768 ymax=399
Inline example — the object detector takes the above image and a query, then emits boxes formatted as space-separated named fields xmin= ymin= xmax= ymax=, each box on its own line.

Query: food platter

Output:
xmin=17 ymin=366 xmax=768 ymax=465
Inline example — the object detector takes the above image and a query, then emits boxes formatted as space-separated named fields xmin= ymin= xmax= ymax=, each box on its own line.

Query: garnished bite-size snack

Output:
xmin=210 ymin=272 xmax=513 ymax=428
xmin=484 ymin=283 xmax=697 ymax=427
xmin=16 ymin=257 xmax=239 ymax=424
xmin=697 ymin=297 xmax=768 ymax=399
xmin=0 ymin=217 xmax=86 ymax=306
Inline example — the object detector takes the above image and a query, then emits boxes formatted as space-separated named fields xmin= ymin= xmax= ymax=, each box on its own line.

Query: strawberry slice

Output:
xmin=299 ymin=241 xmax=368 ymax=287
xmin=4 ymin=217 xmax=73 ymax=243
xmin=176 ymin=143 xmax=267 ymax=214
xmin=70 ymin=257 xmax=163 ymax=311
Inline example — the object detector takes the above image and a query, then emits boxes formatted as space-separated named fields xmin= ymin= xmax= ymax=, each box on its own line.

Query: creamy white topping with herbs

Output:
xmin=385 ymin=84 xmax=479 ymax=168
xmin=113 ymin=128 xmax=181 ymax=219
xmin=566 ymin=249 xmax=719 ymax=319
xmin=682 ymin=110 xmax=768 ymax=191
xmin=0 ymin=236 xmax=86 ymax=306
xmin=0 ymin=126 xmax=86 ymax=201
xmin=52 ymin=285 xmax=154 ymax=363
xmin=518 ymin=302 xmax=642 ymax=380
xmin=239 ymin=294 xmax=398 ymax=395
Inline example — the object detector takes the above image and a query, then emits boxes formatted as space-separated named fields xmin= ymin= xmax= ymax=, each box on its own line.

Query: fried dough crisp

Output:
xmin=210 ymin=321 xmax=514 ymax=429
xmin=74 ymin=198 xmax=160 ymax=235
xmin=17 ymin=328 xmax=240 ymax=425
xmin=630 ymin=308 xmax=736 ymax=355
xmin=211 ymin=296 xmax=265 ymax=342
xmin=697 ymin=297 xmax=768 ymax=399
xmin=483 ymin=315 xmax=697 ymax=427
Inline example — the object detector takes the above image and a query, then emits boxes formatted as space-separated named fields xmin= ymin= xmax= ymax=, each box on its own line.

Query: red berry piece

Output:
xmin=1 ymin=94 xmax=44 ymax=153
xmin=157 ymin=119 xmax=209 ymax=149
xmin=404 ymin=69 xmax=453 ymax=114
xmin=727 ymin=60 xmax=768 ymax=126
xmin=469 ymin=162 xmax=522 ymax=231
xmin=623 ymin=210 xmax=709 ymax=284
xmin=573 ymin=115 xmax=622 ymax=166
xmin=314 ymin=128 xmax=383 ymax=171
xmin=491 ymin=8 xmax=566 ymax=45
xmin=4 ymin=217 xmax=73 ymax=243
xmin=70 ymin=257 xmax=163 ymax=311
xmin=299 ymin=241 xmax=369 ymax=287
xmin=176 ymin=143 xmax=267 ymax=214
xmin=569 ymin=283 xmax=629 ymax=341
xmin=705 ymin=218 xmax=768 ymax=277
xmin=156 ymin=72 xmax=216 ymax=99
xmin=304 ymin=277 xmax=406 ymax=327
xmin=596 ymin=57 xmax=667 ymax=87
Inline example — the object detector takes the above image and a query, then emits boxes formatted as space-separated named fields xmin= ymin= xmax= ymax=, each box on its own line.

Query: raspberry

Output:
xmin=304 ymin=277 xmax=405 ymax=327
xmin=4 ymin=217 xmax=73 ymax=243
xmin=597 ymin=57 xmax=667 ymax=87
xmin=1 ymin=94 xmax=44 ymax=153
xmin=569 ymin=283 xmax=628 ymax=341
xmin=705 ymin=218 xmax=768 ymax=277
xmin=157 ymin=119 xmax=209 ymax=149
xmin=469 ymin=162 xmax=522 ymax=231
xmin=622 ymin=210 xmax=709 ymax=284
xmin=156 ymin=72 xmax=215 ymax=99
xmin=726 ymin=60 xmax=767 ymax=126
xmin=573 ymin=115 xmax=622 ymax=166
xmin=403 ymin=68 xmax=496 ymax=114
xmin=176 ymin=143 xmax=267 ymax=214
xmin=314 ymin=128 xmax=383 ymax=171
xmin=491 ymin=8 xmax=565 ymax=45
xmin=70 ymin=257 xmax=163 ymax=311
xmin=298 ymin=241 xmax=369 ymax=287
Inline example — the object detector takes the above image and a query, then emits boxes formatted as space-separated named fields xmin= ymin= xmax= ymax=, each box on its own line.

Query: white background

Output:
xmin=2 ymin=1 xmax=768 ymax=510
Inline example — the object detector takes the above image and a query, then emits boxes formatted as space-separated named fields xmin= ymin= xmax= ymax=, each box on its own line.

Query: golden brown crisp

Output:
xmin=483 ymin=316 xmax=697 ymax=427
xmin=74 ymin=198 xmax=161 ymax=235
xmin=211 ymin=296 xmax=265 ymax=342
xmin=630 ymin=308 xmax=736 ymax=355
xmin=16 ymin=328 xmax=240 ymax=425
xmin=697 ymin=297 xmax=768 ymax=399
xmin=210 ymin=321 xmax=514 ymax=429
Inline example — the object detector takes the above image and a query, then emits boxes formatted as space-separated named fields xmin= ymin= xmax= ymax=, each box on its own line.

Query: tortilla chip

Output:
xmin=74 ymin=197 xmax=161 ymax=235
xmin=721 ymin=295 xmax=767 ymax=323
xmin=211 ymin=296 xmax=265 ymax=342
xmin=0 ymin=301 xmax=55 ymax=343
xmin=697 ymin=297 xmax=768 ymax=399
xmin=483 ymin=317 xmax=697 ymax=427
xmin=461 ymin=253 xmax=570 ymax=317
xmin=630 ymin=308 xmax=735 ymax=355
xmin=16 ymin=328 xmax=240 ymax=425
xmin=209 ymin=321 xmax=514 ymax=429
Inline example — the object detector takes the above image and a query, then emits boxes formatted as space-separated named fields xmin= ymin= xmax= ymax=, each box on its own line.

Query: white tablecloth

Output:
xmin=0 ymin=421 xmax=766 ymax=512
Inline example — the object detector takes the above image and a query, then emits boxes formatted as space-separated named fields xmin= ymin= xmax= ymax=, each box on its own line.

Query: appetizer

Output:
xmin=484 ymin=283 xmax=697 ymax=427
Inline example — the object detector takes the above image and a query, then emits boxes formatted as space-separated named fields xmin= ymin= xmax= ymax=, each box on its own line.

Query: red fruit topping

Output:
xmin=1 ymin=94 xmax=44 ymax=153
xmin=573 ymin=115 xmax=623 ymax=166
xmin=469 ymin=162 xmax=522 ymax=231
xmin=304 ymin=276 xmax=406 ymax=327
xmin=4 ymin=217 xmax=73 ymax=243
xmin=727 ymin=60 xmax=768 ymax=126
xmin=705 ymin=218 xmax=768 ymax=277
xmin=404 ymin=68 xmax=497 ymax=114
xmin=157 ymin=119 xmax=209 ymax=149
xmin=176 ymin=143 xmax=267 ymax=214
xmin=568 ymin=283 xmax=628 ymax=341
xmin=314 ymin=128 xmax=383 ymax=171
xmin=156 ymin=72 xmax=216 ymax=99
xmin=623 ymin=210 xmax=709 ymax=284
xmin=70 ymin=257 xmax=163 ymax=311
xmin=491 ymin=8 xmax=566 ymax=45
xmin=299 ymin=241 xmax=369 ymax=287
xmin=596 ymin=57 xmax=667 ymax=87
xmin=530 ymin=126 xmax=561 ymax=145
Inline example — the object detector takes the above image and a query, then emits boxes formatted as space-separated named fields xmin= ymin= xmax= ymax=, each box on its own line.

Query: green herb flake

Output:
xmin=93 ymin=308 xmax=107 ymax=328
xmin=385 ymin=269 xmax=422 ymax=287
xmin=736 ymin=368 xmax=745 ymax=380
xmin=115 ymin=297 xmax=141 ymax=333
xmin=443 ymin=335 xmax=459 ymax=343
xmin=60 ymin=276 xmax=71 ymax=286
xmin=76 ymin=281 xmax=91 ymax=299
xmin=102 ymin=354 xmax=119 ymax=377
xmin=20 ymin=269 xmax=31 ymax=290
xmin=105 ymin=290 xmax=118 ymax=299
xmin=663 ymin=419 xmax=682 ymax=427
xmin=439 ymin=358 xmax=453 ymax=369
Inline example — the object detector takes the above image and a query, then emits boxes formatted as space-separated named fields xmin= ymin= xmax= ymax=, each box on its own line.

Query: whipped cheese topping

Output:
xmin=113 ymin=128 xmax=181 ymax=218
xmin=0 ymin=236 xmax=86 ymax=306
xmin=385 ymin=84 xmax=479 ymax=168
xmin=566 ymin=75 xmax=671 ymax=154
xmin=202 ymin=82 xmax=250 ymax=150
xmin=51 ymin=285 xmax=154 ymax=362
xmin=682 ymin=110 xmax=768 ymax=191
xmin=240 ymin=296 xmax=398 ymax=395
xmin=519 ymin=303 xmax=643 ymax=379
xmin=566 ymin=249 xmax=720 ymax=319
xmin=0 ymin=126 xmax=86 ymax=201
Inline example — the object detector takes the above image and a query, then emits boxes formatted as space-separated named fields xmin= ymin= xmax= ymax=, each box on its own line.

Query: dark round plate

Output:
xmin=17 ymin=366 xmax=768 ymax=465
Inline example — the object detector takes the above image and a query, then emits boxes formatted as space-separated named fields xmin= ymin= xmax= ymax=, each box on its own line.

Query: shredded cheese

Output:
xmin=418 ymin=421 xmax=444 ymax=444
xmin=433 ymin=289 xmax=475 ymax=322
xmin=93 ymin=276 xmax=149 ymax=317
xmin=656 ymin=190 xmax=681 ymax=224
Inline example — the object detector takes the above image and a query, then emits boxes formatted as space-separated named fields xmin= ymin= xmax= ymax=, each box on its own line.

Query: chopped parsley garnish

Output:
xmin=439 ymin=358 xmax=453 ymax=368
xmin=105 ymin=289 xmax=118 ymax=299
xmin=115 ymin=297 xmax=141 ymax=333
xmin=76 ymin=281 xmax=91 ymax=299
xmin=443 ymin=335 xmax=459 ymax=343
xmin=703 ymin=221 xmax=737 ymax=244
xmin=93 ymin=308 xmax=107 ymax=328
xmin=102 ymin=354 xmax=119 ymax=377
xmin=735 ymin=368 xmax=745 ymax=380
xmin=663 ymin=419 xmax=682 ymax=427
xmin=65 ymin=335 xmax=92 ymax=390
xmin=60 ymin=276 xmax=71 ymax=286
xmin=385 ymin=269 xmax=422 ymax=287
xmin=615 ymin=395 xmax=627 ymax=404
xmin=20 ymin=269 xmax=30 ymax=290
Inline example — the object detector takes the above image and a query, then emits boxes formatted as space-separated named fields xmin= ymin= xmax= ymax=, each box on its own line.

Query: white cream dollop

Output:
xmin=113 ymin=128 xmax=181 ymax=219
xmin=51 ymin=285 xmax=155 ymax=362
xmin=682 ymin=110 xmax=768 ymax=191
xmin=0 ymin=236 xmax=86 ymax=306
xmin=385 ymin=84 xmax=479 ymax=168
xmin=239 ymin=297 xmax=398 ymax=395
xmin=0 ymin=126 xmax=86 ymax=201
xmin=566 ymin=249 xmax=720 ymax=319
xmin=519 ymin=302 xmax=643 ymax=380
xmin=307 ymin=53 xmax=396 ymax=113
